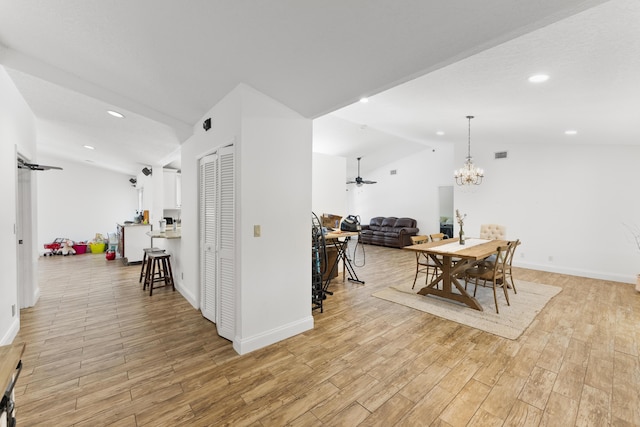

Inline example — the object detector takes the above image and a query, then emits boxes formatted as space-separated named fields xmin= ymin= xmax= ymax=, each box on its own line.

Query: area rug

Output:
xmin=372 ymin=279 xmax=562 ymax=340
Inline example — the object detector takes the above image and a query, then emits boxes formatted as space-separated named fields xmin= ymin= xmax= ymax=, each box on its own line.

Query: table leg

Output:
xmin=417 ymin=255 xmax=483 ymax=311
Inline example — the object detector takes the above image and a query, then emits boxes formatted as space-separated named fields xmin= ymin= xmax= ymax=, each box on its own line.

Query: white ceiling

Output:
xmin=1 ymin=0 xmax=635 ymax=178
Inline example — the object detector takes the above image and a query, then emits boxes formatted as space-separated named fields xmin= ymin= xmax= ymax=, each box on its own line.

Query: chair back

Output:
xmin=505 ymin=239 xmax=520 ymax=267
xmin=480 ymin=224 xmax=506 ymax=240
xmin=493 ymin=245 xmax=510 ymax=280
xmin=430 ymin=233 xmax=446 ymax=242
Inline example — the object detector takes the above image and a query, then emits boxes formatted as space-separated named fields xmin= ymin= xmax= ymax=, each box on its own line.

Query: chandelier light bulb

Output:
xmin=454 ymin=116 xmax=484 ymax=186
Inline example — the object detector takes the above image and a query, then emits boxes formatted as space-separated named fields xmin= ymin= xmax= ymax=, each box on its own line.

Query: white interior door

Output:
xmin=16 ymin=155 xmax=34 ymax=309
xmin=199 ymin=145 xmax=235 ymax=342
xmin=200 ymin=153 xmax=218 ymax=323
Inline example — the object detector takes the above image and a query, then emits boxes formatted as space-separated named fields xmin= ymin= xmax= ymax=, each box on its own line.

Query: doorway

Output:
xmin=16 ymin=153 xmax=37 ymax=308
xmin=438 ymin=186 xmax=454 ymax=238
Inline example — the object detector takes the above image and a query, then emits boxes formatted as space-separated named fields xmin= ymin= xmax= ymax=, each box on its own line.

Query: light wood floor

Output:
xmin=14 ymin=244 xmax=640 ymax=426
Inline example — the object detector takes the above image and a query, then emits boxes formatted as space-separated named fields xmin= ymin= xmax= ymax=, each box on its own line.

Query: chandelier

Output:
xmin=454 ymin=115 xmax=484 ymax=186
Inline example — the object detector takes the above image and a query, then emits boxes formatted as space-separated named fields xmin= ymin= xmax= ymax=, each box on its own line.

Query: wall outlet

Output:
xmin=254 ymin=225 xmax=261 ymax=237
xmin=548 ymin=256 xmax=554 ymax=262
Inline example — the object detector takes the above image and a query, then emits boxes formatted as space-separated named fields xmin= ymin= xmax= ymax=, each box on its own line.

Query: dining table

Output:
xmin=404 ymin=237 xmax=508 ymax=311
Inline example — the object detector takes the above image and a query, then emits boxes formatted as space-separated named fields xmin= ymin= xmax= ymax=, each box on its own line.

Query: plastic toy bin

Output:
xmin=74 ymin=243 xmax=87 ymax=254
xmin=89 ymin=242 xmax=106 ymax=253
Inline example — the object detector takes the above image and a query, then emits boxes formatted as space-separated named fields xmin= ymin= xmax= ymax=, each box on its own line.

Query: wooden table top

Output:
xmin=404 ymin=237 xmax=508 ymax=260
xmin=324 ymin=230 xmax=359 ymax=240
xmin=0 ymin=342 xmax=25 ymax=388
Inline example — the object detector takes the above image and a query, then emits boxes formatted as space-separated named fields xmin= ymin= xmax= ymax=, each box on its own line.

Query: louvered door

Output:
xmin=199 ymin=145 xmax=235 ymax=342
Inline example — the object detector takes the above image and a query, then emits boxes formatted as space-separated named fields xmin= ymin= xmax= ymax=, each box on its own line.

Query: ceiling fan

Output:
xmin=17 ymin=158 xmax=63 ymax=171
xmin=346 ymin=157 xmax=377 ymax=186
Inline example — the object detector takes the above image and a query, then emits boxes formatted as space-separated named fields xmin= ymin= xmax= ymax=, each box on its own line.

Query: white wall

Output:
xmin=312 ymin=153 xmax=347 ymax=219
xmin=0 ymin=66 xmax=37 ymax=344
xmin=181 ymin=84 xmax=313 ymax=354
xmin=348 ymin=145 xmax=455 ymax=236
xmin=454 ymin=141 xmax=640 ymax=284
xmin=37 ymin=155 xmax=139 ymax=248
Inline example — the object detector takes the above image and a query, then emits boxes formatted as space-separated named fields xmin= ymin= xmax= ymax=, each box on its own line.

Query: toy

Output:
xmin=43 ymin=238 xmax=64 ymax=256
xmin=59 ymin=239 xmax=76 ymax=256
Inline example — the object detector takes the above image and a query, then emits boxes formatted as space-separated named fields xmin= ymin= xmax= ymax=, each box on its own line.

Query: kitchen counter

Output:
xmin=147 ymin=228 xmax=181 ymax=239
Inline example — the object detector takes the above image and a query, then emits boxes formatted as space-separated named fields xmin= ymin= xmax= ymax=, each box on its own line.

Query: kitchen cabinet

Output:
xmin=117 ymin=223 xmax=151 ymax=265
xmin=163 ymin=169 xmax=181 ymax=209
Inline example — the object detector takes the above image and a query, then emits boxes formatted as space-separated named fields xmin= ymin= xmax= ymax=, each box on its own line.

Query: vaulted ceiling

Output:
xmin=2 ymin=0 xmax=635 ymax=178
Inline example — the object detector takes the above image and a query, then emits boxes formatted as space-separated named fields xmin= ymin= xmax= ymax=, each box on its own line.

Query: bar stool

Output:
xmin=139 ymin=247 xmax=165 ymax=283
xmin=143 ymin=252 xmax=175 ymax=296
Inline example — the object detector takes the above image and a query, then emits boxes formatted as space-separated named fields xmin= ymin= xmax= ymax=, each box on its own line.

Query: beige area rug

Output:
xmin=372 ymin=279 xmax=562 ymax=340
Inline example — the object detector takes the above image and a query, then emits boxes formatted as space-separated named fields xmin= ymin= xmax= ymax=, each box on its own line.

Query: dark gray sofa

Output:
xmin=360 ymin=217 xmax=419 ymax=248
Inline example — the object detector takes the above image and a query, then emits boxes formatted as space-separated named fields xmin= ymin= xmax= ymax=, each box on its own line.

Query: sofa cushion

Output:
xmin=395 ymin=217 xmax=415 ymax=228
xmin=381 ymin=217 xmax=398 ymax=227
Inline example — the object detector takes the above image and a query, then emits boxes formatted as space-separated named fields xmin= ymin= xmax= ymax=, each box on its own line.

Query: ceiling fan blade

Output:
xmin=362 ymin=180 xmax=377 ymax=184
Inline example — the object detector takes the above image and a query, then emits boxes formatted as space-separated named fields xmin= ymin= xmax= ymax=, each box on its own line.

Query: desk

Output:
xmin=1 ymin=343 xmax=25 ymax=426
xmin=323 ymin=231 xmax=364 ymax=290
xmin=404 ymin=238 xmax=507 ymax=311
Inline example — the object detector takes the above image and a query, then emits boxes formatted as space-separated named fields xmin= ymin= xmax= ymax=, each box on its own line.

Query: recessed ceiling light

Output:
xmin=565 ymin=130 xmax=578 ymax=135
xmin=107 ymin=110 xmax=125 ymax=118
xmin=83 ymin=145 xmax=95 ymax=150
xmin=528 ymin=74 xmax=550 ymax=83
xmin=359 ymin=97 xmax=369 ymax=103
xmin=436 ymin=131 xmax=445 ymax=136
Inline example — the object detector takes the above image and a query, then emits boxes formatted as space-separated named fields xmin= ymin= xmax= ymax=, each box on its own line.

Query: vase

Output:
xmin=459 ymin=228 xmax=465 ymax=245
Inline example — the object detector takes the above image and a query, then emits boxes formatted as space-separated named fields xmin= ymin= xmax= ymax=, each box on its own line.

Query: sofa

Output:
xmin=360 ymin=217 xmax=419 ymax=248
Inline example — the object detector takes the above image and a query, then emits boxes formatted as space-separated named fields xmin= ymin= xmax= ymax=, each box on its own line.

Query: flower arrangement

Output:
xmin=455 ymin=209 xmax=466 ymax=227
xmin=456 ymin=209 xmax=467 ymax=244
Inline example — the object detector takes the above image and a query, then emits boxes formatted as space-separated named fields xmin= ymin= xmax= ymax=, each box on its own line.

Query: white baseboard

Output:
xmin=515 ymin=261 xmax=636 ymax=284
xmin=176 ymin=282 xmax=198 ymax=309
xmin=0 ymin=317 xmax=20 ymax=346
xmin=233 ymin=316 xmax=314 ymax=355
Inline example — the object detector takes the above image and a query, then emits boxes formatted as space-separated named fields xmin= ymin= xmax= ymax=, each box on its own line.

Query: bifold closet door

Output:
xmin=199 ymin=145 xmax=235 ymax=342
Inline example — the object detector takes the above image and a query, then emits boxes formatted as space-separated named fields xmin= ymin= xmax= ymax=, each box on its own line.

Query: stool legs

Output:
xmin=143 ymin=253 xmax=175 ymax=296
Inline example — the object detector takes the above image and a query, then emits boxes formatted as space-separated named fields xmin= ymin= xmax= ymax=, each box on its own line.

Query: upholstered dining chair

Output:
xmin=464 ymin=244 xmax=511 ymax=313
xmin=479 ymin=224 xmax=507 ymax=240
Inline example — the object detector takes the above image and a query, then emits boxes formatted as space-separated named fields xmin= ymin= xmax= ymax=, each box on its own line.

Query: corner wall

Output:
xmin=0 ymin=66 xmax=37 ymax=344
xmin=454 ymin=141 xmax=640 ymax=283
xmin=181 ymin=84 xmax=313 ymax=354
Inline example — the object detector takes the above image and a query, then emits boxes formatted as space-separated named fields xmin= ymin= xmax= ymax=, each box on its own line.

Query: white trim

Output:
xmin=515 ymin=261 xmax=636 ymax=285
xmin=0 ymin=318 xmax=20 ymax=346
xmin=232 ymin=316 xmax=314 ymax=355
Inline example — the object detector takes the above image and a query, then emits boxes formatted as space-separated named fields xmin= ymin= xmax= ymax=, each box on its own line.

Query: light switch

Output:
xmin=254 ymin=225 xmax=261 ymax=237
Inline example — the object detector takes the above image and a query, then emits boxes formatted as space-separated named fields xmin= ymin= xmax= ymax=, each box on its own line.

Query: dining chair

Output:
xmin=464 ymin=244 xmax=510 ymax=313
xmin=412 ymin=235 xmax=432 ymax=289
xmin=479 ymin=224 xmax=507 ymax=240
xmin=504 ymin=239 xmax=521 ymax=294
